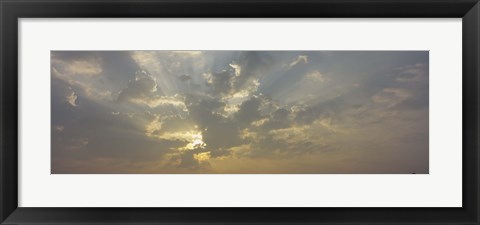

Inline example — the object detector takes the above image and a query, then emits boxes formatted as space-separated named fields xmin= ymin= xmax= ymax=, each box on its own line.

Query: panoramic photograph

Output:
xmin=51 ymin=51 xmax=429 ymax=174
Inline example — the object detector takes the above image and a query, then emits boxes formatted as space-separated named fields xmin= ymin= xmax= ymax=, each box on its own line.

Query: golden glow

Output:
xmin=251 ymin=118 xmax=269 ymax=127
xmin=51 ymin=51 xmax=429 ymax=174
xmin=194 ymin=152 xmax=211 ymax=161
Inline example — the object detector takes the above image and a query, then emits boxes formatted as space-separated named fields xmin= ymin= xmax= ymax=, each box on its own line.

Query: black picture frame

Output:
xmin=1 ymin=0 xmax=479 ymax=224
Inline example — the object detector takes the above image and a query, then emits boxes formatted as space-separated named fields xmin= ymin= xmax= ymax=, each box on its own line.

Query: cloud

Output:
xmin=54 ymin=125 xmax=65 ymax=132
xmin=129 ymin=51 xmax=208 ymax=95
xmin=305 ymin=70 xmax=327 ymax=82
xmin=51 ymin=53 xmax=113 ymax=101
xmin=66 ymin=88 xmax=78 ymax=107
xmin=202 ymin=120 xmax=243 ymax=152
xmin=185 ymin=96 xmax=225 ymax=128
xmin=235 ymin=96 xmax=264 ymax=125
xmin=287 ymin=55 xmax=308 ymax=69
xmin=257 ymin=108 xmax=291 ymax=130
xmin=52 ymin=51 xmax=429 ymax=174
xmin=117 ymin=70 xmax=158 ymax=102
xmin=51 ymin=53 xmax=102 ymax=77
xmin=117 ymin=70 xmax=187 ymax=110
xmin=177 ymin=150 xmax=211 ymax=170
xmin=178 ymin=74 xmax=191 ymax=82
xmin=395 ymin=63 xmax=427 ymax=83
xmin=137 ymin=95 xmax=187 ymax=109
xmin=221 ymin=79 xmax=260 ymax=117
xmin=229 ymin=63 xmax=242 ymax=77
xmin=204 ymin=70 xmax=233 ymax=96
xmin=130 ymin=51 xmax=163 ymax=73
xmin=372 ymin=88 xmax=411 ymax=107
xmin=64 ymin=138 xmax=89 ymax=151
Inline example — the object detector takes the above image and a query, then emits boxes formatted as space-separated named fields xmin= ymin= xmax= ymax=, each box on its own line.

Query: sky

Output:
xmin=51 ymin=51 xmax=429 ymax=174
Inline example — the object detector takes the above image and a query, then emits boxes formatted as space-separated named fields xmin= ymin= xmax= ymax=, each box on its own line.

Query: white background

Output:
xmin=18 ymin=19 xmax=462 ymax=207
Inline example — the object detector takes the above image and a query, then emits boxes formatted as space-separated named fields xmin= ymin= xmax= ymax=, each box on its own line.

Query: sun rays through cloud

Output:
xmin=51 ymin=51 xmax=429 ymax=174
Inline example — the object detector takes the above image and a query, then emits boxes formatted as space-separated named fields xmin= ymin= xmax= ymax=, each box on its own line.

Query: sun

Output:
xmin=182 ymin=132 xmax=206 ymax=150
xmin=192 ymin=139 xmax=205 ymax=148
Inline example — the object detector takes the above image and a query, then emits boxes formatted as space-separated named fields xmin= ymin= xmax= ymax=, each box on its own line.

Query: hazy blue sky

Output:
xmin=51 ymin=51 xmax=428 ymax=174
